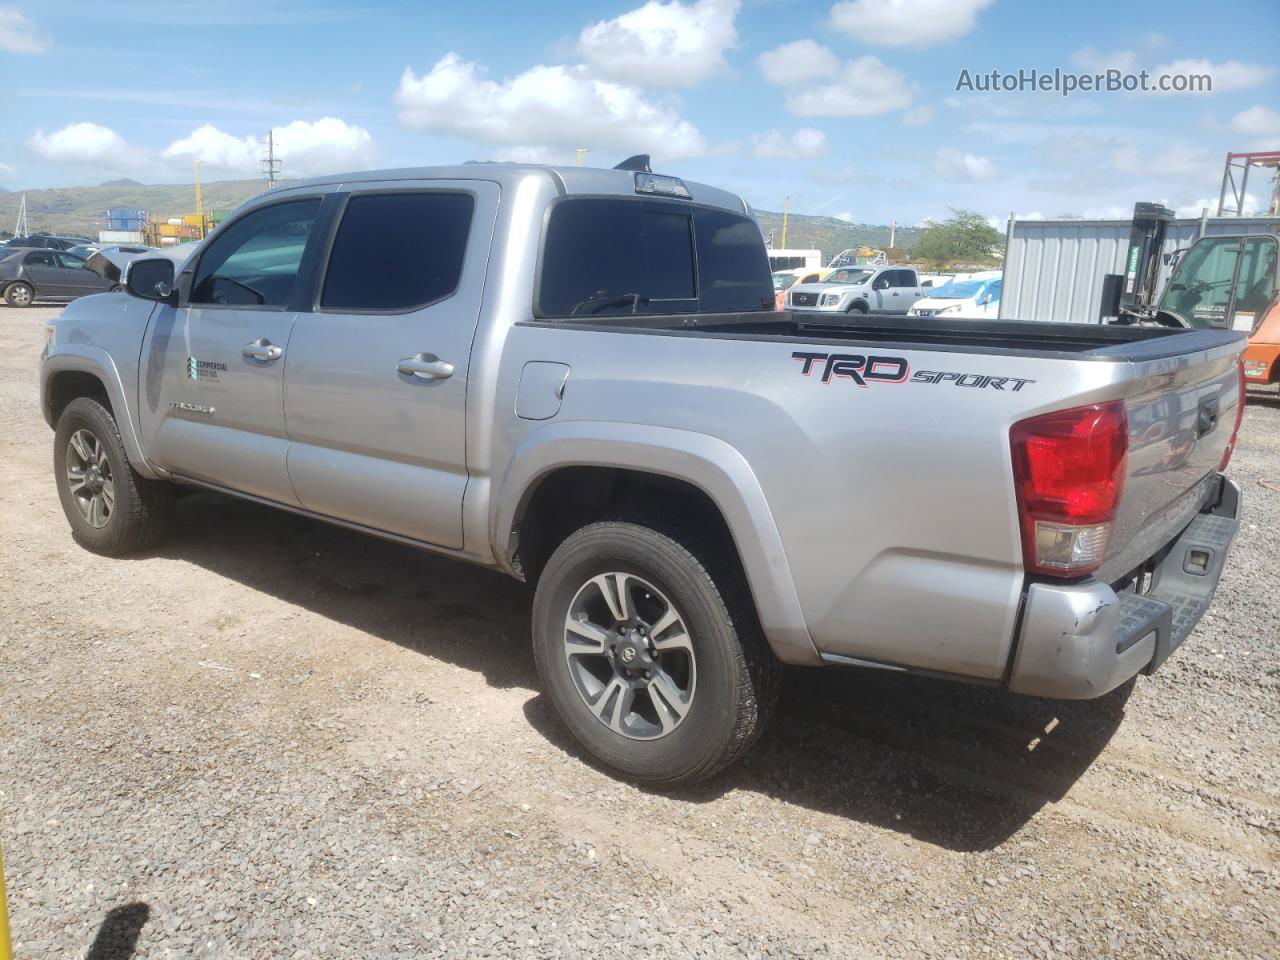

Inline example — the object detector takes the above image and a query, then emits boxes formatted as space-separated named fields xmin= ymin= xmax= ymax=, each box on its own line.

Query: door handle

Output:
xmin=397 ymin=353 xmax=454 ymax=381
xmin=242 ymin=338 xmax=283 ymax=362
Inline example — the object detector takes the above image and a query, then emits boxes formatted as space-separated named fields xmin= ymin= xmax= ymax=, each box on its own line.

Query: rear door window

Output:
xmin=321 ymin=192 xmax=474 ymax=312
xmin=26 ymin=251 xmax=56 ymax=266
xmin=536 ymin=198 xmax=771 ymax=317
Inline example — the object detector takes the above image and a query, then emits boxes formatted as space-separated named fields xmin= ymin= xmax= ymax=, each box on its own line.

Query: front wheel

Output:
xmin=4 ymin=282 xmax=34 ymax=307
xmin=53 ymin=397 xmax=174 ymax=555
xmin=532 ymin=521 xmax=780 ymax=784
xmin=847 ymin=300 xmax=869 ymax=315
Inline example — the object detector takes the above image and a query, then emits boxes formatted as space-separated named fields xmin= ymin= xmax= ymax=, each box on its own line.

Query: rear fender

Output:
xmin=494 ymin=421 xmax=820 ymax=665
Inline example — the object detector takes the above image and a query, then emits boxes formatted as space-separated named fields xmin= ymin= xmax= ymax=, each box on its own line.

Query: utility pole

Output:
xmin=780 ymin=195 xmax=790 ymax=250
xmin=889 ymin=220 xmax=896 ymax=250
xmin=261 ymin=130 xmax=281 ymax=186
xmin=193 ymin=159 xmax=205 ymax=238
xmin=14 ymin=194 xmax=28 ymax=238
xmin=575 ymin=148 xmax=587 ymax=167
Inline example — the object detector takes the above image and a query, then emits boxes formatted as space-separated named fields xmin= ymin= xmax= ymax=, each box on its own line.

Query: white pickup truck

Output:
xmin=40 ymin=161 xmax=1246 ymax=783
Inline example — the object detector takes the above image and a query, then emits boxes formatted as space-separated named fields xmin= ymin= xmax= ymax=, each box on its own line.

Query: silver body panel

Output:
xmin=41 ymin=163 xmax=1247 ymax=690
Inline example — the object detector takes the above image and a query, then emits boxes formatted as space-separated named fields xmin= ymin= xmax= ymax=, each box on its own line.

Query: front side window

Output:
xmin=190 ymin=198 xmax=320 ymax=308
xmin=536 ymin=198 xmax=771 ymax=317
xmin=56 ymin=253 xmax=87 ymax=270
xmin=322 ymin=192 xmax=474 ymax=312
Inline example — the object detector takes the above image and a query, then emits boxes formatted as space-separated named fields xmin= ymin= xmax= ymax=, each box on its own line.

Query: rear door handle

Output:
xmin=397 ymin=353 xmax=454 ymax=381
xmin=242 ymin=338 xmax=283 ymax=361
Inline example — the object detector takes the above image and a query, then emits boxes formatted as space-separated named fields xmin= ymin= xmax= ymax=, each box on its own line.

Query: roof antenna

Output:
xmin=613 ymin=154 xmax=651 ymax=173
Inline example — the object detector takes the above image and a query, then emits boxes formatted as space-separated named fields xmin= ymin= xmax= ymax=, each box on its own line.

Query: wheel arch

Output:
xmin=42 ymin=351 xmax=159 ymax=479
xmin=494 ymin=422 xmax=819 ymax=665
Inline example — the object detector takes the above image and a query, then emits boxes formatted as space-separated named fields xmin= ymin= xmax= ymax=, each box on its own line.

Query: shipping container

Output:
xmin=1000 ymin=215 xmax=1280 ymax=324
xmin=97 ymin=230 xmax=145 ymax=244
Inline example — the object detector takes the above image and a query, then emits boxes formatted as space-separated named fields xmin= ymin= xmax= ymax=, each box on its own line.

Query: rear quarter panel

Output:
xmin=491 ymin=324 xmax=1136 ymax=680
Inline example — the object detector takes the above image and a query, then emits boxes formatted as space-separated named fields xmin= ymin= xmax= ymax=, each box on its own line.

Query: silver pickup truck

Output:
xmin=41 ymin=162 xmax=1246 ymax=784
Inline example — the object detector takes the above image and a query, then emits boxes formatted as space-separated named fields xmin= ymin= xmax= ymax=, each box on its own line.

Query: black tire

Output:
xmin=53 ymin=397 xmax=174 ymax=555
xmin=4 ymin=282 xmax=34 ymax=307
xmin=532 ymin=521 xmax=780 ymax=784
xmin=847 ymin=300 xmax=869 ymax=315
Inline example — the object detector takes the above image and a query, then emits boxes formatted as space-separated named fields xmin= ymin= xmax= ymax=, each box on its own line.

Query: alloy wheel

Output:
xmin=65 ymin=429 xmax=114 ymax=528
xmin=563 ymin=572 xmax=696 ymax=740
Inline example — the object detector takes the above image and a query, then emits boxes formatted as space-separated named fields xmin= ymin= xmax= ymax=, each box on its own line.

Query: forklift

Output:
xmin=1107 ymin=201 xmax=1280 ymax=388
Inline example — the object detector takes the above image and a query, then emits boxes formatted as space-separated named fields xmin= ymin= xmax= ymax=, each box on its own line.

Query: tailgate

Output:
xmin=1098 ymin=342 xmax=1242 ymax=582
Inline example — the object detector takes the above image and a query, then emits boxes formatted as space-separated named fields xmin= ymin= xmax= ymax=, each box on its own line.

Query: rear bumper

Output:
xmin=1008 ymin=475 xmax=1241 ymax=699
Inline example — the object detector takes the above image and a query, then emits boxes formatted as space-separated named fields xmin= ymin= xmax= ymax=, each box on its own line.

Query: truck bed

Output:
xmin=539 ymin=311 xmax=1242 ymax=361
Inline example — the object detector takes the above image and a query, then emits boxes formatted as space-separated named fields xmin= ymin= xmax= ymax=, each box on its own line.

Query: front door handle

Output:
xmin=397 ymin=353 xmax=454 ymax=381
xmin=242 ymin=338 xmax=283 ymax=362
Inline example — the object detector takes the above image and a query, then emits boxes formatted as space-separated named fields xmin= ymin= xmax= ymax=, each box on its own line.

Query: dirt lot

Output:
xmin=1 ymin=304 xmax=1277 ymax=959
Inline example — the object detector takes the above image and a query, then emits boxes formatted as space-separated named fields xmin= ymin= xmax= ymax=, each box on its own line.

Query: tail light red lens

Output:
xmin=1010 ymin=400 xmax=1128 ymax=577
xmin=1219 ymin=361 xmax=1246 ymax=472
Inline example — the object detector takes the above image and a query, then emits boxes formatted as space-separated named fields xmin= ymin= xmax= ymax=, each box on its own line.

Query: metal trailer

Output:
xmin=999 ymin=214 xmax=1280 ymax=324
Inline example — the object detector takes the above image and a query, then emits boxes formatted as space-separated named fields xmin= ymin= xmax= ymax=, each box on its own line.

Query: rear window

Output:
xmin=322 ymin=192 xmax=474 ymax=312
xmin=536 ymin=198 xmax=772 ymax=318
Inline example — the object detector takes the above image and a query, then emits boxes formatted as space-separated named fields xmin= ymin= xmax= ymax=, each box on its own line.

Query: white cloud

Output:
xmin=932 ymin=147 xmax=996 ymax=181
xmin=1109 ymin=141 xmax=1211 ymax=179
xmin=751 ymin=128 xmax=827 ymax=159
xmin=0 ymin=7 xmax=48 ymax=53
xmin=757 ymin=39 xmax=841 ymax=87
xmin=163 ymin=118 xmax=375 ymax=177
xmin=1071 ymin=46 xmax=1139 ymax=73
xmin=901 ymin=105 xmax=935 ymax=126
xmin=0 ymin=160 xmax=15 ymax=179
xmin=828 ymin=0 xmax=995 ymax=49
xmin=577 ymin=0 xmax=738 ymax=88
xmin=1231 ymin=104 xmax=1280 ymax=146
xmin=1152 ymin=58 xmax=1273 ymax=93
xmin=789 ymin=57 xmax=914 ymax=116
xmin=27 ymin=123 xmax=140 ymax=167
xmin=394 ymin=53 xmax=707 ymax=161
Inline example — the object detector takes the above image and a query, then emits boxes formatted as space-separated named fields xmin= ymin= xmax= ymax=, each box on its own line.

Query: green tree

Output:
xmin=914 ymin=209 xmax=1003 ymax=266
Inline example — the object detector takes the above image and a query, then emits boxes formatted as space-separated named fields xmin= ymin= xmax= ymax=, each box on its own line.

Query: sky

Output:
xmin=1 ymin=0 xmax=1278 ymax=225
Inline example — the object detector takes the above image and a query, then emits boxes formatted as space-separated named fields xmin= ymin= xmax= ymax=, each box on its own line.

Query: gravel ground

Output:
xmin=1 ymin=304 xmax=1277 ymax=959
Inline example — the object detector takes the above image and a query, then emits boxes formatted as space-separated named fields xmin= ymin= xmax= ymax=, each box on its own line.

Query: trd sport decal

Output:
xmin=792 ymin=352 xmax=908 ymax=386
xmin=791 ymin=352 xmax=1035 ymax=391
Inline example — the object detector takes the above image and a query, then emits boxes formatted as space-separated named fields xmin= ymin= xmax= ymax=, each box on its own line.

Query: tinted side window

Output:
xmin=692 ymin=208 xmax=773 ymax=313
xmin=191 ymin=198 xmax=320 ymax=308
xmin=895 ymin=270 xmax=917 ymax=287
xmin=538 ymin=199 xmax=696 ymax=317
xmin=322 ymin=192 xmax=475 ymax=312
xmin=26 ymin=251 xmax=56 ymax=266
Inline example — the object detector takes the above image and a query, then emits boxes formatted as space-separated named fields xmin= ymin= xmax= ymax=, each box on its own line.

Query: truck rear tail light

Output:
xmin=1010 ymin=400 xmax=1128 ymax=577
xmin=1218 ymin=361 xmax=1245 ymax=472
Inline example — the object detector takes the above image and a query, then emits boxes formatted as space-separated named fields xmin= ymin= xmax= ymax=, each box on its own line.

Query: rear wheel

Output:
xmin=4 ymin=282 xmax=34 ymax=307
xmin=54 ymin=397 xmax=174 ymax=555
xmin=532 ymin=521 xmax=780 ymax=784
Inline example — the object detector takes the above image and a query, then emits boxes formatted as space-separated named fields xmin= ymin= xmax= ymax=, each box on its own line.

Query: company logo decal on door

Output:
xmin=185 ymin=356 xmax=228 ymax=381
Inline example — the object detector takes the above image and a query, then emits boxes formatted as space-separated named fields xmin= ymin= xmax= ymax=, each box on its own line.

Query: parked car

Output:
xmin=3 ymin=234 xmax=91 ymax=251
xmin=786 ymin=265 xmax=925 ymax=314
xmin=0 ymin=248 xmax=120 ymax=306
xmin=908 ymin=271 xmax=1003 ymax=319
xmin=41 ymin=161 xmax=1245 ymax=784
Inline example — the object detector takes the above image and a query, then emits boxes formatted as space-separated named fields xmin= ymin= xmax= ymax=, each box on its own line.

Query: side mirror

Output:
xmin=980 ymin=293 xmax=993 ymax=305
xmin=124 ymin=257 xmax=177 ymax=306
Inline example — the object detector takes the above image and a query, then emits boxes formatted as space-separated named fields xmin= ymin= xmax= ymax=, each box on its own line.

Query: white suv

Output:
xmin=787 ymin=266 xmax=924 ymax=315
